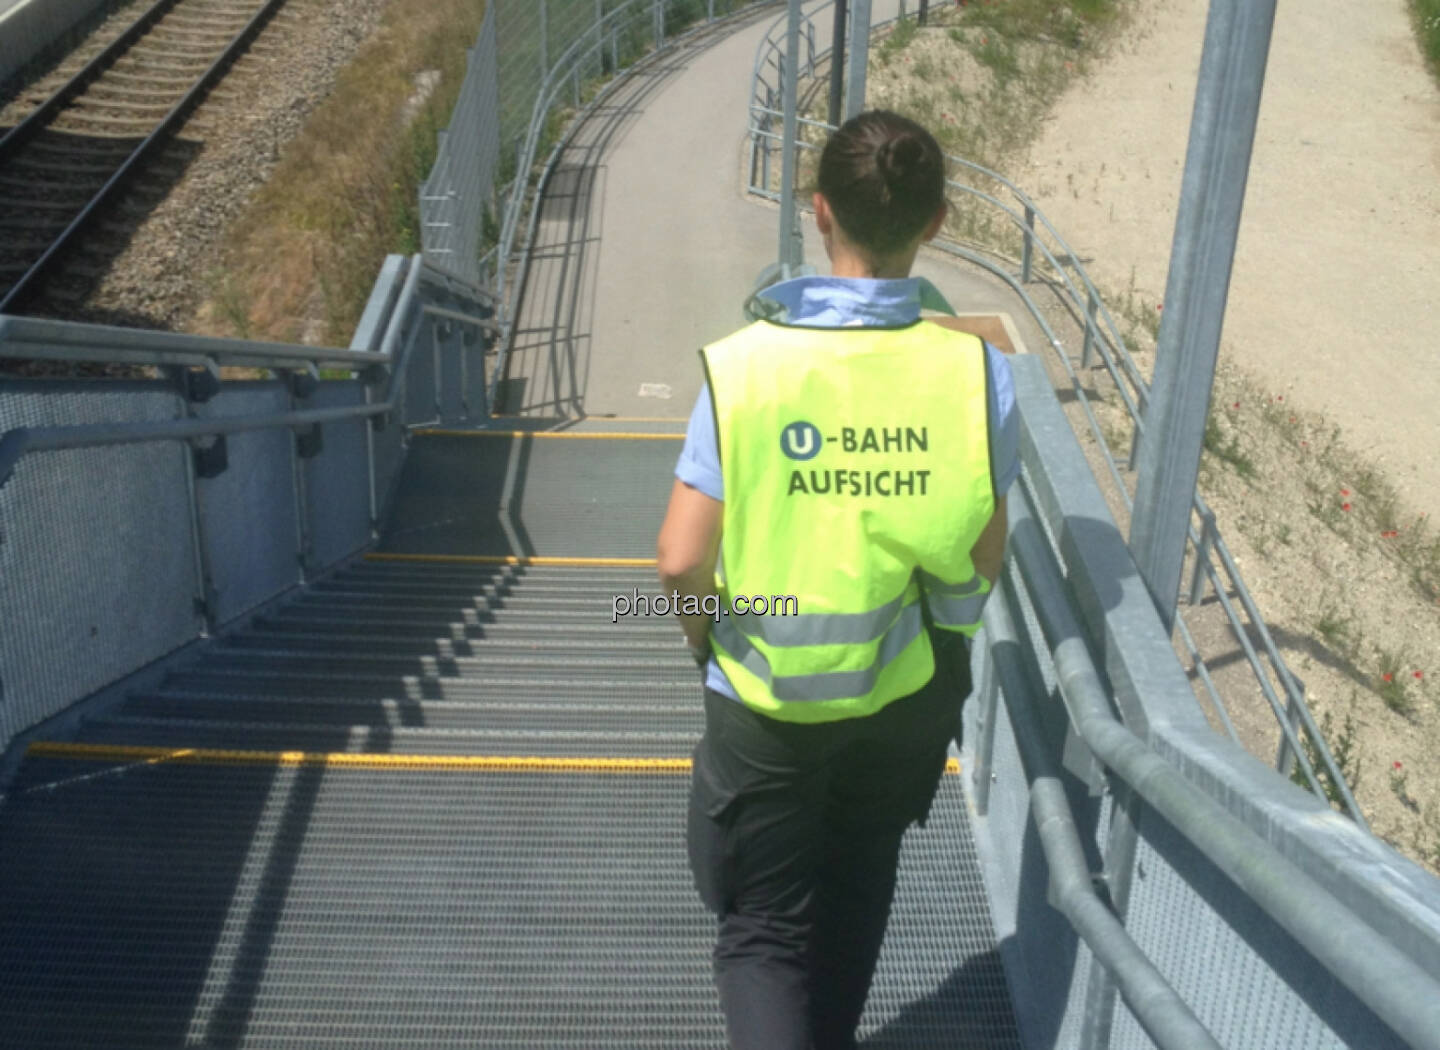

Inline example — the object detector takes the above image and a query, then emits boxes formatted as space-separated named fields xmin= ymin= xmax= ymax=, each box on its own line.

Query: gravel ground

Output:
xmin=4 ymin=0 xmax=392 ymax=331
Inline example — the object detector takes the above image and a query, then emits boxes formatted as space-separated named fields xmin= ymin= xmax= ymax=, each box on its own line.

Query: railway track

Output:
xmin=0 ymin=0 xmax=290 ymax=315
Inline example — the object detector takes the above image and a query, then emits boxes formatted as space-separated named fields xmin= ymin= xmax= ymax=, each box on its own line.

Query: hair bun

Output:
xmin=877 ymin=134 xmax=925 ymax=186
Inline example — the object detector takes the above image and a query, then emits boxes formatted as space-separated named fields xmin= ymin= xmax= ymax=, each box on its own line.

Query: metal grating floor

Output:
xmin=0 ymin=435 xmax=1024 ymax=1048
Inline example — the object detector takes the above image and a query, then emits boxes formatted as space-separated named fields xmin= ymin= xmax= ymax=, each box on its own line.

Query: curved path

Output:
xmin=502 ymin=1 xmax=1043 ymax=421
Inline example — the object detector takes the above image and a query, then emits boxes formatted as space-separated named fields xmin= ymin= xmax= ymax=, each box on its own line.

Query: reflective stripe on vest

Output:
xmin=702 ymin=319 xmax=996 ymax=724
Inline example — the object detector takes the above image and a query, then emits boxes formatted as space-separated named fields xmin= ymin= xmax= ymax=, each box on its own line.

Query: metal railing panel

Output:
xmin=968 ymin=355 xmax=1440 ymax=1050
xmin=299 ymin=380 xmax=373 ymax=570
xmin=0 ymin=382 xmax=202 ymax=752
xmin=419 ymin=7 xmax=502 ymax=286
xmin=0 ymin=255 xmax=495 ymax=755
xmin=193 ymin=383 xmax=300 ymax=625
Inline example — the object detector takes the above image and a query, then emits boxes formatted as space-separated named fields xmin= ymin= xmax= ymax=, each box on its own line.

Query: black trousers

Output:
xmin=686 ymin=633 xmax=970 ymax=1050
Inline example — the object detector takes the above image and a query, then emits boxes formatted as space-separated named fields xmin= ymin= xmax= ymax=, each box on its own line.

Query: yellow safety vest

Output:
xmin=701 ymin=319 xmax=996 ymax=723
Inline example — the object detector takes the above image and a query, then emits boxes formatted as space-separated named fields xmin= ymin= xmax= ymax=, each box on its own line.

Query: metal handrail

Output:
xmin=0 ymin=314 xmax=388 ymax=373
xmin=743 ymin=1 xmax=1362 ymax=826
xmin=984 ymin=557 xmax=1223 ymax=1050
xmin=0 ymin=256 xmax=493 ymax=489
xmin=1000 ymin=482 xmax=1440 ymax=1050
xmin=490 ymin=0 xmax=779 ymax=411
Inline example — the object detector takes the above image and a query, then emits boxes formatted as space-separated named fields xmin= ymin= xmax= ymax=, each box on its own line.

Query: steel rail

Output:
xmin=0 ymin=0 xmax=293 ymax=314
xmin=0 ymin=0 xmax=183 ymax=165
xmin=743 ymin=5 xmax=1360 ymax=824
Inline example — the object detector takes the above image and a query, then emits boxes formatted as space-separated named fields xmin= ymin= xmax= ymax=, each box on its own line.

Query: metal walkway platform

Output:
xmin=0 ymin=433 xmax=1024 ymax=1048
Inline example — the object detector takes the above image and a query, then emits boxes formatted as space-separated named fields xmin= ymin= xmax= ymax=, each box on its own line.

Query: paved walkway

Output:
xmin=503 ymin=1 xmax=1044 ymax=421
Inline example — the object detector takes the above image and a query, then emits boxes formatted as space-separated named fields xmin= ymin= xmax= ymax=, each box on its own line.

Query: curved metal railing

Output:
xmin=488 ymin=0 xmax=778 ymax=412
xmin=743 ymin=0 xmax=1363 ymax=826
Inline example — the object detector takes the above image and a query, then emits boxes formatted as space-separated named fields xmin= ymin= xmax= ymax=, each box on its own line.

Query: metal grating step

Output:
xmin=75 ymin=718 xmax=703 ymax=757
xmin=0 ymin=760 xmax=1016 ymax=1049
xmin=117 ymin=694 xmax=705 ymax=732
xmin=153 ymin=671 xmax=703 ymax=704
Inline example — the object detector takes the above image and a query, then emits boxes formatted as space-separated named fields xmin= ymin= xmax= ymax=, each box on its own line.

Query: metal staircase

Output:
xmin=0 ymin=428 xmax=1023 ymax=1048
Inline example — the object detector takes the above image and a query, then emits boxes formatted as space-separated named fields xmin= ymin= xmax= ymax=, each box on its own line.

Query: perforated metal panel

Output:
xmin=1108 ymin=807 xmax=1409 ymax=1050
xmin=196 ymin=385 xmax=300 ymax=625
xmin=0 ymin=385 xmax=202 ymax=751
xmin=302 ymin=382 xmax=372 ymax=571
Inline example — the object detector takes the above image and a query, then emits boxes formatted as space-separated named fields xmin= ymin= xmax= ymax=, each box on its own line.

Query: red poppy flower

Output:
xmin=1342 ymin=503 xmax=1351 ymax=511
xmin=1415 ymin=671 xmax=1425 ymax=680
xmin=1382 ymin=672 xmax=1394 ymax=683
xmin=1394 ymin=760 xmax=1403 ymax=770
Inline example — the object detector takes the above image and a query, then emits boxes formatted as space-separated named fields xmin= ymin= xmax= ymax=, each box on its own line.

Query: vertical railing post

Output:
xmin=778 ymin=0 xmax=802 ymax=275
xmin=844 ymin=0 xmax=872 ymax=120
xmin=1187 ymin=507 xmax=1216 ymax=606
xmin=539 ymin=0 xmax=549 ymax=75
xmin=1078 ymin=785 xmax=1143 ymax=1050
xmin=918 ymin=0 xmax=929 ymax=26
xmin=1129 ymin=0 xmax=1278 ymax=633
xmin=654 ymin=0 xmax=663 ymax=48
xmin=971 ymin=635 xmax=1000 ymax=816
xmin=828 ymin=0 xmax=847 ymax=127
xmin=1274 ymin=674 xmax=1307 ymax=777
xmin=1081 ymin=288 xmax=1099 ymax=369
xmin=1020 ymin=204 xmax=1035 ymax=283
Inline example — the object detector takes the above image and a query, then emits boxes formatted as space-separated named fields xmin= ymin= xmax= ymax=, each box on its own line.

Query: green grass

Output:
xmin=1377 ymin=649 xmax=1416 ymax=718
xmin=1291 ymin=707 xmax=1362 ymax=811
xmin=1410 ymin=0 xmax=1440 ymax=83
xmin=876 ymin=15 xmax=919 ymax=64
xmin=1203 ymin=414 xmax=1257 ymax=481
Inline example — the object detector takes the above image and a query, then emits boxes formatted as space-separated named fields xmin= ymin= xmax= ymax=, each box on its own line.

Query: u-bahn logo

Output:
xmin=780 ymin=421 xmax=822 ymax=461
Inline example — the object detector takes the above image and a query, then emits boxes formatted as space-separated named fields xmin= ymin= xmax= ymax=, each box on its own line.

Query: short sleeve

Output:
xmin=985 ymin=343 xmax=1020 ymax=497
xmin=675 ymin=386 xmax=724 ymax=501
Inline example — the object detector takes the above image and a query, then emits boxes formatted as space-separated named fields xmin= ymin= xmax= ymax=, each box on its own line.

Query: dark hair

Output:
xmin=816 ymin=109 xmax=946 ymax=256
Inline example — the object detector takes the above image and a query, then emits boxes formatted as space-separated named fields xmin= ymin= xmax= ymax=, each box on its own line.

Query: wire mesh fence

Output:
xmin=419 ymin=7 xmax=502 ymax=287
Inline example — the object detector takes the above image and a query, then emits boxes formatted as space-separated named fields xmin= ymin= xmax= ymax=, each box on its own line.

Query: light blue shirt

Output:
xmin=676 ymin=274 xmax=1021 ymax=700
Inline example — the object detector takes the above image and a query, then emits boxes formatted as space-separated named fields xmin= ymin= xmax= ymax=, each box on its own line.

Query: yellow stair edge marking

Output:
xmin=25 ymin=741 xmax=960 ymax=776
xmin=414 ymin=429 xmax=683 ymax=440
xmin=364 ymin=553 xmax=657 ymax=568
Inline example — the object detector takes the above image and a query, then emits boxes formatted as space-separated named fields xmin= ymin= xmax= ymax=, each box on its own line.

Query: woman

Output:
xmin=656 ymin=109 xmax=1018 ymax=1050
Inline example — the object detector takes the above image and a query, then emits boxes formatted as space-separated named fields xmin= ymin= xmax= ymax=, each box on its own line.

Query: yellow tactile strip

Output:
xmin=25 ymin=741 xmax=960 ymax=775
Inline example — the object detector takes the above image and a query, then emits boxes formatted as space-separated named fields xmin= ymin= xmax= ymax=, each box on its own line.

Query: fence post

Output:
xmin=1020 ymin=204 xmax=1035 ymax=283
xmin=1081 ymin=289 xmax=1099 ymax=368
xmin=918 ymin=0 xmax=929 ymax=26
xmin=972 ymin=638 xmax=999 ymax=816
xmin=844 ymin=0 xmax=872 ymax=119
xmin=540 ymin=0 xmax=549 ymax=74
xmin=778 ymin=0 xmax=802 ymax=275
xmin=1079 ymin=785 xmax=1143 ymax=1050
xmin=1274 ymin=675 xmax=1306 ymax=777
xmin=1129 ymin=0 xmax=1279 ymax=633
xmin=828 ymin=0 xmax=847 ymax=126
xmin=1187 ymin=506 xmax=1216 ymax=606
xmin=655 ymin=0 xmax=663 ymax=48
